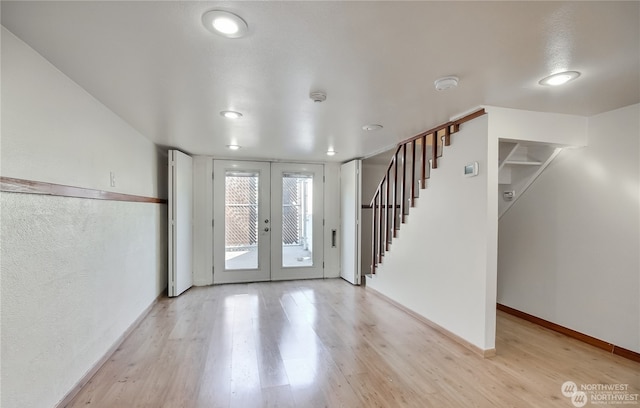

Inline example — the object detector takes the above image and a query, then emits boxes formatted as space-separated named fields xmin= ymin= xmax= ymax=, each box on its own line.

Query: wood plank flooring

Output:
xmin=67 ymin=279 xmax=639 ymax=408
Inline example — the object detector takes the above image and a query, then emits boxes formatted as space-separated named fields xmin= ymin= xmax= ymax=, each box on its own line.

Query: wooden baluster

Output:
xmin=385 ymin=169 xmax=391 ymax=250
xmin=378 ymin=190 xmax=384 ymax=261
xmin=432 ymin=132 xmax=438 ymax=169
xmin=381 ymin=180 xmax=385 ymax=253
xmin=401 ymin=144 xmax=407 ymax=223
xmin=411 ymin=140 xmax=416 ymax=205
xmin=371 ymin=190 xmax=378 ymax=274
xmin=444 ymin=125 xmax=451 ymax=146
xmin=393 ymin=152 xmax=399 ymax=236
xmin=421 ymin=135 xmax=427 ymax=188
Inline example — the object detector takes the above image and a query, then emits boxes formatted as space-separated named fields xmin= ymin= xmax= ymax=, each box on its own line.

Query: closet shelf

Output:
xmin=503 ymin=160 xmax=542 ymax=166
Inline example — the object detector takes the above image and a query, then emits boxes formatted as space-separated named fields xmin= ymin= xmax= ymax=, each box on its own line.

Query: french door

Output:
xmin=270 ymin=163 xmax=324 ymax=280
xmin=213 ymin=160 xmax=324 ymax=284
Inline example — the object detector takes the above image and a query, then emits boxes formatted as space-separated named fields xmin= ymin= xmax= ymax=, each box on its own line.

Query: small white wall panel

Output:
xmin=323 ymin=163 xmax=342 ymax=278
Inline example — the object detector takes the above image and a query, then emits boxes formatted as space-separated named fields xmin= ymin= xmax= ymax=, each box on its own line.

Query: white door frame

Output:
xmin=212 ymin=161 xmax=325 ymax=284
xmin=213 ymin=160 xmax=271 ymax=284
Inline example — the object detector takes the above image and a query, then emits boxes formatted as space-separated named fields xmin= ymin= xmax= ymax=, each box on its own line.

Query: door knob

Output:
xmin=264 ymin=227 xmax=270 ymax=232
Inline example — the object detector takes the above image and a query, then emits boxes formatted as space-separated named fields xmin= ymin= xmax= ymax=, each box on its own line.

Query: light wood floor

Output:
xmin=68 ymin=279 xmax=639 ymax=408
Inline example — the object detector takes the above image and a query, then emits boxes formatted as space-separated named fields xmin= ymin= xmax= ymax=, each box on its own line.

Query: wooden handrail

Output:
xmin=369 ymin=109 xmax=486 ymax=275
xmin=362 ymin=204 xmax=401 ymax=209
xmin=370 ymin=110 xmax=484 ymax=200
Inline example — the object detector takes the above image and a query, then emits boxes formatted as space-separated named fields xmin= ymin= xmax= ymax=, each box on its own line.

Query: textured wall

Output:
xmin=1 ymin=26 xmax=168 ymax=408
xmin=1 ymin=193 xmax=167 ymax=408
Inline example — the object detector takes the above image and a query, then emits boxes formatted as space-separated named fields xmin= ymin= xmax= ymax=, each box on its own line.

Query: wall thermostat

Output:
xmin=464 ymin=162 xmax=479 ymax=177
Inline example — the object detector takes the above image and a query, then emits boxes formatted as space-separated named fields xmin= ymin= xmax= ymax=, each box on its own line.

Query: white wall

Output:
xmin=1 ymin=28 xmax=165 ymax=198
xmin=485 ymin=106 xmax=588 ymax=147
xmin=498 ymin=104 xmax=640 ymax=353
xmin=368 ymin=115 xmax=498 ymax=351
xmin=1 ymin=28 xmax=167 ymax=408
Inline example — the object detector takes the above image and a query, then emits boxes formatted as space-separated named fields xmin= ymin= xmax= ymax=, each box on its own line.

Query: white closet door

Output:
xmin=340 ymin=160 xmax=361 ymax=285
xmin=168 ymin=150 xmax=193 ymax=297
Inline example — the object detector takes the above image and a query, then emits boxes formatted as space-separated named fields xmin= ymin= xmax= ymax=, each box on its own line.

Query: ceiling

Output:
xmin=2 ymin=1 xmax=638 ymax=163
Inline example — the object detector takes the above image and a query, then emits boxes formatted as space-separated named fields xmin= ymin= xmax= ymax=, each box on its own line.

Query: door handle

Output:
xmin=264 ymin=227 xmax=270 ymax=232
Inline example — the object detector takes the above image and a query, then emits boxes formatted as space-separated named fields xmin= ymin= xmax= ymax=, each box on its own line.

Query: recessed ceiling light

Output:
xmin=220 ymin=110 xmax=242 ymax=119
xmin=214 ymin=18 xmax=239 ymax=35
xmin=202 ymin=10 xmax=248 ymax=39
xmin=434 ymin=76 xmax=459 ymax=91
xmin=227 ymin=144 xmax=241 ymax=150
xmin=539 ymin=71 xmax=581 ymax=86
xmin=326 ymin=150 xmax=336 ymax=156
xmin=362 ymin=124 xmax=383 ymax=131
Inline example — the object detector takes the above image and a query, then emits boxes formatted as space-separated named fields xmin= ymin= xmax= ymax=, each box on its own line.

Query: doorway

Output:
xmin=213 ymin=160 xmax=324 ymax=284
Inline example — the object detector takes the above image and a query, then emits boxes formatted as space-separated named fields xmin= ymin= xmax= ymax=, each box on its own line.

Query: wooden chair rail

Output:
xmin=0 ymin=176 xmax=166 ymax=204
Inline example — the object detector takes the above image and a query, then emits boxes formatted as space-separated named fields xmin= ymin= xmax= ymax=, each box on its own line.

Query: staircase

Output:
xmin=368 ymin=109 xmax=486 ymax=275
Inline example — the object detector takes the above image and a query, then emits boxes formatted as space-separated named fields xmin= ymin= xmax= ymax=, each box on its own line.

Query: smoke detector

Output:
xmin=310 ymin=91 xmax=327 ymax=103
xmin=434 ymin=76 xmax=459 ymax=91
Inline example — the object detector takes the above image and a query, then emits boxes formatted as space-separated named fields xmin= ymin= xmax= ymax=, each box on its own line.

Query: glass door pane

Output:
xmin=224 ymin=171 xmax=259 ymax=270
xmin=271 ymin=163 xmax=324 ymax=281
xmin=282 ymin=173 xmax=313 ymax=267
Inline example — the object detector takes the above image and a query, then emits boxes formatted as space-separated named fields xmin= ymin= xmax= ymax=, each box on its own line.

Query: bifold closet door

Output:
xmin=168 ymin=150 xmax=193 ymax=297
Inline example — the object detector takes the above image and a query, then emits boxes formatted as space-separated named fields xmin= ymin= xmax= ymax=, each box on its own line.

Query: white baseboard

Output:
xmin=366 ymin=286 xmax=496 ymax=358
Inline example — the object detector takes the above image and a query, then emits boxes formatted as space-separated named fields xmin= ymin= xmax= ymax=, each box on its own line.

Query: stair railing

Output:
xmin=369 ymin=109 xmax=486 ymax=275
